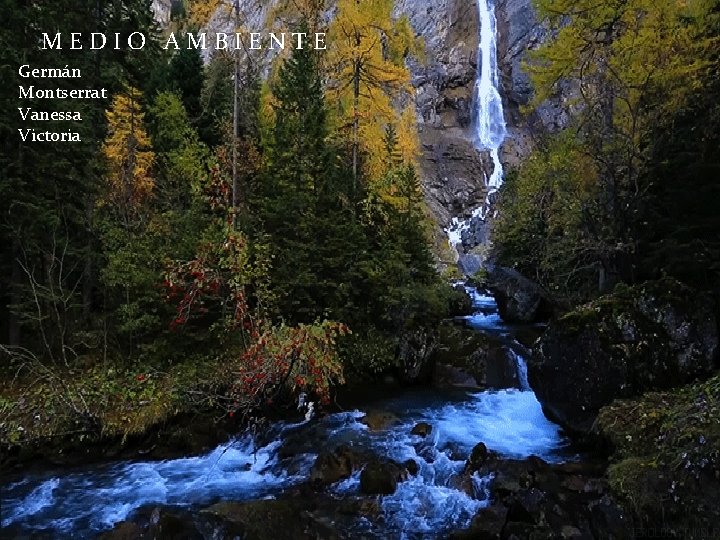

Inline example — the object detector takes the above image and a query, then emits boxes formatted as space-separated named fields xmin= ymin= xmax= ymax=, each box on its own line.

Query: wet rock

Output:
xmin=433 ymin=323 xmax=522 ymax=390
xmin=359 ymin=460 xmax=406 ymax=495
xmin=531 ymin=278 xmax=719 ymax=435
xmin=411 ymin=422 xmax=433 ymax=437
xmin=486 ymin=266 xmax=553 ymax=323
xmin=404 ymin=459 xmax=419 ymax=476
xmin=440 ymin=441 xmax=466 ymax=461
xmin=434 ymin=363 xmax=480 ymax=389
xmin=119 ymin=506 xmax=204 ymax=540
xmin=507 ymin=487 xmax=545 ymax=523
xmin=309 ymin=445 xmax=367 ymax=487
xmin=447 ymin=472 xmax=476 ymax=499
xmin=589 ymin=498 xmax=634 ymax=540
xmin=465 ymin=442 xmax=491 ymax=472
xmin=468 ymin=343 xmax=524 ymax=389
xmin=415 ymin=439 xmax=438 ymax=464
xmin=493 ymin=471 xmax=524 ymax=498
xmin=359 ymin=410 xmax=400 ymax=431
xmin=98 ymin=521 xmax=145 ymax=540
xmin=466 ymin=504 xmax=509 ymax=539
xmin=432 ymin=323 xmax=489 ymax=388
xmin=151 ymin=509 xmax=203 ymax=539
xmin=199 ymin=499 xmax=332 ymax=540
xmin=452 ymin=454 xmax=635 ymax=539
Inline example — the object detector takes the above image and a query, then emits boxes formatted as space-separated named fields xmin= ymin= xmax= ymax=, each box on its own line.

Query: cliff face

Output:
xmin=496 ymin=0 xmax=572 ymax=168
xmin=397 ymin=0 xmax=572 ymax=252
xmin=394 ymin=0 xmax=490 ymax=235
xmin=151 ymin=0 xmax=173 ymax=28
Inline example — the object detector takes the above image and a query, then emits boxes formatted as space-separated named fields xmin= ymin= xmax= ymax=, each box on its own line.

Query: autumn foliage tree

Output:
xmin=164 ymin=155 xmax=348 ymax=411
xmin=101 ymin=86 xmax=156 ymax=225
xmin=326 ymin=0 xmax=422 ymax=185
xmin=494 ymin=0 xmax=719 ymax=301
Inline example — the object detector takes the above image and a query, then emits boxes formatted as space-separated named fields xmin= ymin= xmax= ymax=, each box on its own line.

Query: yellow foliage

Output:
xmin=325 ymin=0 xmax=422 ymax=184
xmin=528 ymin=0 xmax=713 ymax=145
xmin=101 ymin=86 xmax=155 ymax=216
xmin=397 ymin=105 xmax=420 ymax=164
xmin=187 ymin=0 xmax=224 ymax=28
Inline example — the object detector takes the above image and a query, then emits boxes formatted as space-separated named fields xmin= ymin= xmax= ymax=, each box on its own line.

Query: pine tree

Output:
xmin=101 ymin=87 xmax=156 ymax=225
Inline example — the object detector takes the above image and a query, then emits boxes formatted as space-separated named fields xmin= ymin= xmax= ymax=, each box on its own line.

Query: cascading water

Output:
xmin=1 ymin=287 xmax=569 ymax=539
xmin=447 ymin=0 xmax=508 ymax=248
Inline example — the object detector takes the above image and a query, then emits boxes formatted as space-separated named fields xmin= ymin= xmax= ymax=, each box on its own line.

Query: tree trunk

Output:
xmin=352 ymin=58 xmax=361 ymax=189
xmin=232 ymin=0 xmax=241 ymax=228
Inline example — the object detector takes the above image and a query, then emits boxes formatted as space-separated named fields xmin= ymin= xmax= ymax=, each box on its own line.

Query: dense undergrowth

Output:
xmin=598 ymin=374 xmax=720 ymax=536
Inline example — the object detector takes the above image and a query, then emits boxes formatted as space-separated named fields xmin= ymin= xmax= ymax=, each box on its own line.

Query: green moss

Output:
xmin=466 ymin=268 xmax=489 ymax=289
xmin=598 ymin=374 xmax=720 ymax=534
xmin=607 ymin=458 xmax=665 ymax=516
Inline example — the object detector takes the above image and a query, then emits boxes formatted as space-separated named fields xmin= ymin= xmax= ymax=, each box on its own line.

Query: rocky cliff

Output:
xmin=394 ymin=0 xmax=489 ymax=240
xmin=496 ymin=0 xmax=573 ymax=168
xmin=396 ymin=0 xmax=572 ymax=260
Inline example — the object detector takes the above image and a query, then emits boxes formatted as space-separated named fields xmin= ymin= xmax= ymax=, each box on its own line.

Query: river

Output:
xmin=1 ymin=287 xmax=571 ymax=539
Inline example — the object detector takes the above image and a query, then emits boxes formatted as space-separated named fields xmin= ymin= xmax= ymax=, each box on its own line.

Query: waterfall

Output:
xmin=447 ymin=0 xmax=507 ymax=247
xmin=509 ymin=348 xmax=531 ymax=391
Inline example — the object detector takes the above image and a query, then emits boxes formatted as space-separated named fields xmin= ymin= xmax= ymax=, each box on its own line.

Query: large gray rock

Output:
xmin=359 ymin=460 xmax=408 ymax=495
xmin=530 ymin=279 xmax=719 ymax=435
xmin=486 ymin=266 xmax=552 ymax=323
xmin=432 ymin=323 xmax=521 ymax=389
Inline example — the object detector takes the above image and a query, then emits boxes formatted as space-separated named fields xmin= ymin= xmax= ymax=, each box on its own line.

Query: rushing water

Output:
xmin=1 ymin=289 xmax=568 ymax=539
xmin=448 ymin=0 xmax=508 ymax=247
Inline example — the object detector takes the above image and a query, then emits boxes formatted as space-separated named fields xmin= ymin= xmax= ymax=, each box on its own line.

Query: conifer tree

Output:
xmin=326 ymin=0 xmax=421 ymax=185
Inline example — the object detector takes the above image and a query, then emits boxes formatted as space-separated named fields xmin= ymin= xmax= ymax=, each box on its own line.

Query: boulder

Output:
xmin=359 ymin=460 xmax=406 ymax=495
xmin=404 ymin=459 xmax=419 ymax=476
xmin=359 ymin=410 xmax=400 ymax=432
xmin=466 ymin=504 xmax=509 ymax=539
xmin=410 ymin=422 xmax=433 ymax=437
xmin=452 ymin=454 xmax=633 ymax=539
xmin=468 ymin=343 xmax=524 ymax=389
xmin=98 ymin=521 xmax=145 ymax=540
xmin=486 ymin=266 xmax=552 ymax=323
xmin=530 ymin=279 xmax=718 ymax=434
xmin=465 ymin=442 xmax=491 ymax=473
xmin=198 ymin=498 xmax=338 ymax=540
xmin=433 ymin=323 xmax=521 ymax=389
xmin=309 ymin=445 xmax=368 ymax=487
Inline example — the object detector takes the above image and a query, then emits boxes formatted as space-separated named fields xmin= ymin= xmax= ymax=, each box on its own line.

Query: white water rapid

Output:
xmin=448 ymin=0 xmax=508 ymax=248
